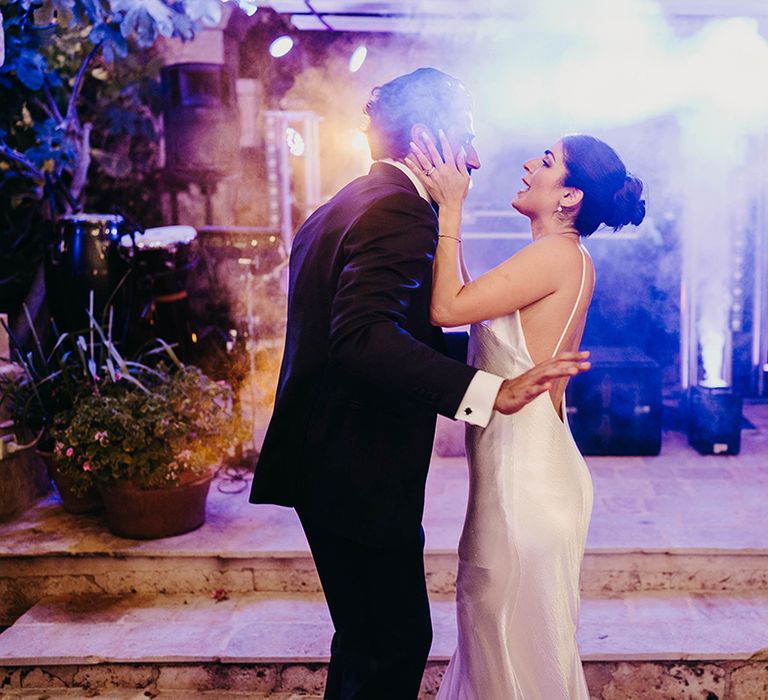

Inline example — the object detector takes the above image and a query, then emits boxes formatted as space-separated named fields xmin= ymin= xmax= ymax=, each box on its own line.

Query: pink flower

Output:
xmin=54 ymin=442 xmax=64 ymax=456
xmin=94 ymin=431 xmax=108 ymax=442
xmin=82 ymin=461 xmax=92 ymax=472
xmin=211 ymin=588 xmax=229 ymax=602
xmin=65 ymin=447 xmax=74 ymax=458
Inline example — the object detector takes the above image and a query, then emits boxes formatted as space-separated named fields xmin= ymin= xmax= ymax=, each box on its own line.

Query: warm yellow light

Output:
xmin=351 ymin=130 xmax=368 ymax=152
xmin=191 ymin=332 xmax=198 ymax=343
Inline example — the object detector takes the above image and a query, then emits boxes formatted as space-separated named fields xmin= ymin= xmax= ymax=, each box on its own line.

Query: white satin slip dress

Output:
xmin=437 ymin=244 xmax=593 ymax=700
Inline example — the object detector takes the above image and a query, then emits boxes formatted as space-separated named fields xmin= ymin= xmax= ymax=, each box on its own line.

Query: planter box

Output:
xmin=0 ymin=448 xmax=50 ymax=523
xmin=0 ymin=363 xmax=50 ymax=522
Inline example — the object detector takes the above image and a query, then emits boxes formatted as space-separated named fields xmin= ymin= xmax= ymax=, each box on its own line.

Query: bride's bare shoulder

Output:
xmin=509 ymin=234 xmax=586 ymax=270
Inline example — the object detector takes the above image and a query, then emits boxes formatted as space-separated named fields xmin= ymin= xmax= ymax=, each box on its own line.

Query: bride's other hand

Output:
xmin=404 ymin=130 xmax=469 ymax=212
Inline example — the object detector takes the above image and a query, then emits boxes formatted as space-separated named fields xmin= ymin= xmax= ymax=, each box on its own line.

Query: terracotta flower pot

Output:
xmin=99 ymin=469 xmax=215 ymax=540
xmin=38 ymin=450 xmax=102 ymax=514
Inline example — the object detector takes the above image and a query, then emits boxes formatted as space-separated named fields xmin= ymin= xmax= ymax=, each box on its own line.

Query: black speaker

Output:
xmin=566 ymin=346 xmax=662 ymax=456
xmin=161 ymin=63 xmax=240 ymax=180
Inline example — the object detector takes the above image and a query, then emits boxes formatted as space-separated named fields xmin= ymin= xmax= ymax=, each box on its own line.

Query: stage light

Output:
xmin=688 ymin=385 xmax=742 ymax=455
xmin=690 ymin=324 xmax=742 ymax=454
xmin=270 ymin=36 xmax=294 ymax=58
xmin=349 ymin=46 xmax=368 ymax=73
xmin=286 ymin=127 xmax=305 ymax=156
xmin=240 ymin=0 xmax=258 ymax=16
xmin=221 ymin=0 xmax=258 ymax=16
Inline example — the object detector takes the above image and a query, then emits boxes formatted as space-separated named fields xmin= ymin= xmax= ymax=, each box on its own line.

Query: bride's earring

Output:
xmin=556 ymin=205 xmax=563 ymax=213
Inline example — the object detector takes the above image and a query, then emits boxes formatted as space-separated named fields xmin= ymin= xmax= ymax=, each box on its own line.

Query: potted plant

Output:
xmin=49 ymin=336 xmax=245 ymax=539
xmin=0 ymin=306 xmax=104 ymax=512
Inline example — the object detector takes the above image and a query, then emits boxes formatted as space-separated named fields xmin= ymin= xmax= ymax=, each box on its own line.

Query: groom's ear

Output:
xmin=411 ymin=123 xmax=440 ymax=157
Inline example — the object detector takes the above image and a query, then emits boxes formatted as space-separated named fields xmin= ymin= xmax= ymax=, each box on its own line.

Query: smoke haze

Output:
xmin=271 ymin=0 xmax=768 ymax=387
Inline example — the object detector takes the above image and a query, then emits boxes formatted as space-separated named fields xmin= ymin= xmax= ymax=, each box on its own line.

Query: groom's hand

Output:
xmin=493 ymin=351 xmax=591 ymax=415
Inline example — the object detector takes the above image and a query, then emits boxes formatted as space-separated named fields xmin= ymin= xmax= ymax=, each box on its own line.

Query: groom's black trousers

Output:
xmin=297 ymin=510 xmax=432 ymax=700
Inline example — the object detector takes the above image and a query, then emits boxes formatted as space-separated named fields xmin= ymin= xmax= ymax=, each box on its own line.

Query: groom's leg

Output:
xmin=297 ymin=511 xmax=432 ymax=700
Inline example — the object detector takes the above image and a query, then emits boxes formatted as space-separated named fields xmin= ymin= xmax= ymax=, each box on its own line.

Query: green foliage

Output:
xmin=0 ymin=0 xmax=221 ymax=309
xmin=79 ymin=45 xmax=167 ymax=221
xmin=0 ymin=305 xmax=247 ymax=489
xmin=0 ymin=306 xmax=95 ymax=447
xmin=0 ymin=0 xmax=203 ymax=195
xmin=50 ymin=362 xmax=244 ymax=491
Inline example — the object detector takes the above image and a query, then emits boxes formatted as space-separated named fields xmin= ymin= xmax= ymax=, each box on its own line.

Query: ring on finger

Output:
xmin=424 ymin=167 xmax=436 ymax=176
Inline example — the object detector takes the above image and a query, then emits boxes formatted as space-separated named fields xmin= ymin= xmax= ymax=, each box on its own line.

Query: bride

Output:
xmin=406 ymin=132 xmax=645 ymax=699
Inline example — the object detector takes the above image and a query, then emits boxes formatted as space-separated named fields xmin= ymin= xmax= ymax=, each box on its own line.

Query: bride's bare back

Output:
xmin=431 ymin=232 xmax=595 ymax=413
xmin=519 ymin=242 xmax=595 ymax=413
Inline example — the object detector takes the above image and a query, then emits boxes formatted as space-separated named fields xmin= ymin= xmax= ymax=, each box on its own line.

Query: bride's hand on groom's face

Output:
xmin=404 ymin=130 xmax=470 ymax=212
xmin=493 ymin=351 xmax=591 ymax=415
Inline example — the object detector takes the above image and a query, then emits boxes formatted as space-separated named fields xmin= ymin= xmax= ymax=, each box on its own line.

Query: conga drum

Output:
xmin=45 ymin=214 xmax=131 ymax=334
xmin=117 ymin=225 xmax=199 ymax=359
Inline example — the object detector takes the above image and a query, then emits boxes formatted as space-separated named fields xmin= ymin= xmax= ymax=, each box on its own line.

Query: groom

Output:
xmin=250 ymin=68 xmax=590 ymax=699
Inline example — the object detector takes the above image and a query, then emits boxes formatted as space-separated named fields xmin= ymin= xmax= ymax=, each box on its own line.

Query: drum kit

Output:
xmin=45 ymin=214 xmax=202 ymax=360
xmin=44 ymin=213 xmax=287 ymax=368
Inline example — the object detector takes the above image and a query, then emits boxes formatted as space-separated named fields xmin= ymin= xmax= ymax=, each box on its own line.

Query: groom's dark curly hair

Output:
xmin=363 ymin=67 xmax=473 ymax=161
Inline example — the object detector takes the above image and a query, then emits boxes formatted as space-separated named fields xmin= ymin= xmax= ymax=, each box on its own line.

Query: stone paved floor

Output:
xmin=1 ymin=403 xmax=766 ymax=558
xmin=1 ymin=406 xmax=768 ymax=699
xmin=428 ymin=404 xmax=768 ymax=554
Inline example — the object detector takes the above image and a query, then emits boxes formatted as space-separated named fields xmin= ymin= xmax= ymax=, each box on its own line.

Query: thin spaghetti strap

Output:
xmin=551 ymin=245 xmax=587 ymax=358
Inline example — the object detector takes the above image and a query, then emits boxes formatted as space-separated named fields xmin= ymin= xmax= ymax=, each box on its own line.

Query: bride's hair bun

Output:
xmin=561 ymin=135 xmax=645 ymax=237
xmin=605 ymin=174 xmax=646 ymax=229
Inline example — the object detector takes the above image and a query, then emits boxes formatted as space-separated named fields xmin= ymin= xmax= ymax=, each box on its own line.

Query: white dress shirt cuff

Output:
xmin=454 ymin=370 xmax=504 ymax=428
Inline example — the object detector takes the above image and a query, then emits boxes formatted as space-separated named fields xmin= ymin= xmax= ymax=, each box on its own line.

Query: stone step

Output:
xmin=1 ymin=592 xmax=767 ymax=699
xmin=4 ymin=543 xmax=768 ymax=622
xmin=2 ymin=476 xmax=767 ymax=629
xmin=0 ymin=693 xmax=322 ymax=699
xmin=2 ymin=406 xmax=767 ymax=626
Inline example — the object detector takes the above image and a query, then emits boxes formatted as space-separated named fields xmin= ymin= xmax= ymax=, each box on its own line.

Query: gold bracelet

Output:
xmin=438 ymin=235 xmax=462 ymax=243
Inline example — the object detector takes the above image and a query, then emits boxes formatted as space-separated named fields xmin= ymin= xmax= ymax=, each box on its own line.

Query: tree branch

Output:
xmin=0 ymin=143 xmax=45 ymax=179
xmin=65 ymin=44 xmax=100 ymax=127
xmin=68 ymin=121 xmax=93 ymax=206
xmin=33 ymin=97 xmax=54 ymax=120
xmin=42 ymin=82 xmax=64 ymax=123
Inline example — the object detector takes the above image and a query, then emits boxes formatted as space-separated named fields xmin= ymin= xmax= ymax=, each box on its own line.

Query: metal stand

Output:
xmin=263 ymin=110 xmax=323 ymax=253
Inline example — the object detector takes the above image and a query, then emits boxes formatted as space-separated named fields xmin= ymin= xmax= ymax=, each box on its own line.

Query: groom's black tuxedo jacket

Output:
xmin=249 ymin=162 xmax=477 ymax=545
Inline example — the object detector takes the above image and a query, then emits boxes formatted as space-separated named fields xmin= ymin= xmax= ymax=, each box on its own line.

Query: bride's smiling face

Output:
xmin=512 ymin=141 xmax=570 ymax=218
